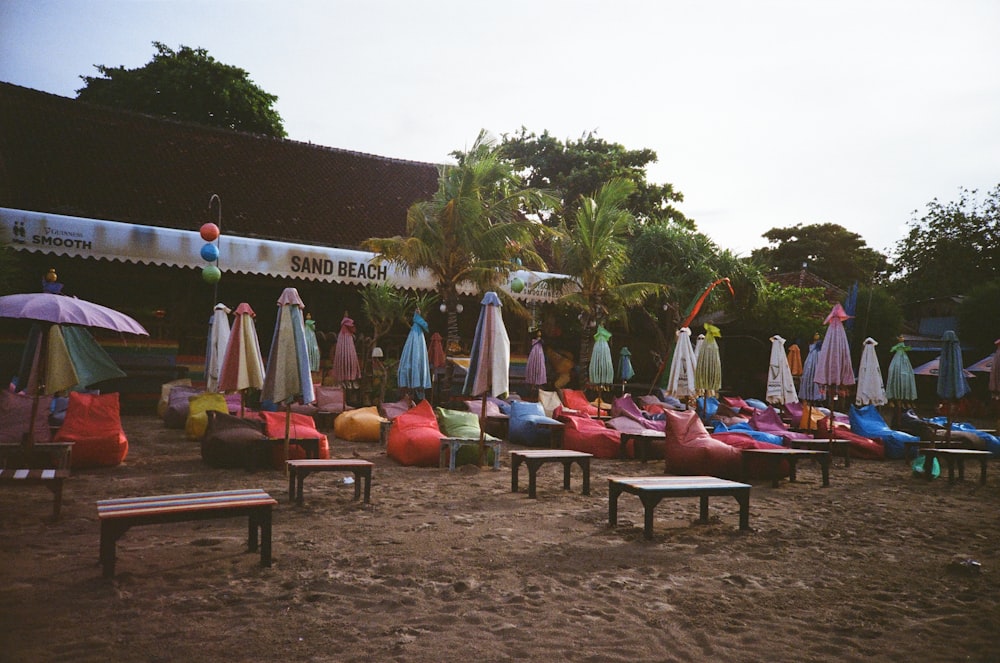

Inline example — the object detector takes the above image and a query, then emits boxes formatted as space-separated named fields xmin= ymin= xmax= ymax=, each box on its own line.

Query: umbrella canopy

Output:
xmin=798 ymin=337 xmax=824 ymax=402
xmin=19 ymin=324 xmax=126 ymax=395
xmin=524 ymin=334 xmax=547 ymax=387
xmin=218 ymin=302 xmax=266 ymax=396
xmin=588 ymin=324 xmax=614 ymax=388
xmin=885 ymin=340 xmax=918 ymax=405
xmin=855 ymin=337 xmax=887 ymax=406
xmin=665 ymin=327 xmax=697 ymax=399
xmin=304 ymin=315 xmax=321 ymax=373
xmin=912 ymin=356 xmax=975 ymax=378
xmin=0 ymin=292 xmax=149 ymax=335
xmin=988 ymin=339 xmax=1000 ymax=399
xmin=937 ymin=330 xmax=971 ymax=401
xmin=398 ymin=308 xmax=432 ymax=399
xmin=694 ymin=323 xmax=722 ymax=397
xmin=261 ymin=288 xmax=315 ymax=407
xmin=814 ymin=303 xmax=856 ymax=397
xmin=786 ymin=343 xmax=803 ymax=377
xmin=204 ymin=303 xmax=231 ymax=392
xmin=463 ymin=292 xmax=510 ymax=398
xmin=766 ymin=334 xmax=799 ymax=405
xmin=331 ymin=314 xmax=361 ymax=387
xmin=618 ymin=347 xmax=635 ymax=383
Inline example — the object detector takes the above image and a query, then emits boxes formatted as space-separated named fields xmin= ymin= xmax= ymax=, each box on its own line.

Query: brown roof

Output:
xmin=0 ymin=82 xmax=439 ymax=248
xmin=767 ymin=268 xmax=846 ymax=303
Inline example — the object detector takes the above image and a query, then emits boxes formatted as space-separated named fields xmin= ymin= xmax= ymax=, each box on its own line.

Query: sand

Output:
xmin=2 ymin=414 xmax=1000 ymax=663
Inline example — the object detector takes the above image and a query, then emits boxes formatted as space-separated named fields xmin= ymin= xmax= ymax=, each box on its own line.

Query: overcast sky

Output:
xmin=2 ymin=0 xmax=998 ymax=258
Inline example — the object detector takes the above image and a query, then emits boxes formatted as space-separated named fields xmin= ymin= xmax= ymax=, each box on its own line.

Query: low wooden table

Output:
xmin=0 ymin=468 xmax=70 ymax=518
xmin=485 ymin=414 xmax=510 ymax=440
xmin=286 ymin=458 xmax=374 ymax=504
xmin=741 ymin=448 xmax=830 ymax=488
xmin=921 ymin=448 xmax=993 ymax=484
xmin=0 ymin=441 xmax=74 ymax=470
xmin=618 ymin=430 xmax=665 ymax=463
xmin=608 ymin=475 xmax=751 ymax=540
xmin=510 ymin=449 xmax=592 ymax=499
xmin=788 ymin=438 xmax=851 ymax=467
xmin=439 ymin=437 xmax=501 ymax=471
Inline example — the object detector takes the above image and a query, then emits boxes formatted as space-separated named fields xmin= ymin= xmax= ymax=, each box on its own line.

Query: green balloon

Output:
xmin=201 ymin=265 xmax=222 ymax=284
xmin=511 ymin=277 xmax=525 ymax=293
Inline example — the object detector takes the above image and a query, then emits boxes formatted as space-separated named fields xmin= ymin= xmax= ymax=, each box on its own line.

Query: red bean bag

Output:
xmin=816 ymin=418 xmax=885 ymax=460
xmin=561 ymin=413 xmax=621 ymax=459
xmin=661 ymin=408 xmax=741 ymax=479
xmin=720 ymin=395 xmax=757 ymax=417
xmin=561 ymin=389 xmax=601 ymax=416
xmin=387 ymin=400 xmax=442 ymax=466
xmin=711 ymin=431 xmax=789 ymax=481
xmin=53 ymin=392 xmax=128 ymax=469
xmin=260 ymin=410 xmax=330 ymax=468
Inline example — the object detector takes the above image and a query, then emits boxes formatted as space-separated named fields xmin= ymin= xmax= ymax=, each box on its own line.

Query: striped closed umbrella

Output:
xmin=332 ymin=314 xmax=361 ymax=388
xmin=463 ymin=292 xmax=510 ymax=465
xmin=218 ymin=303 xmax=266 ymax=417
xmin=814 ymin=303 xmax=856 ymax=443
xmin=524 ymin=333 xmax=547 ymax=388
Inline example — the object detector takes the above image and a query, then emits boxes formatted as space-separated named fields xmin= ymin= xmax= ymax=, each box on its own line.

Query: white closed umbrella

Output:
xmin=766 ymin=334 xmax=799 ymax=405
xmin=665 ymin=327 xmax=697 ymax=400
xmin=855 ymin=337 xmax=887 ymax=406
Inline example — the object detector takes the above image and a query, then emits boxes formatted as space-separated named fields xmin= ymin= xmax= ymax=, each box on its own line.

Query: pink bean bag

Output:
xmin=661 ymin=408 xmax=741 ymax=479
xmin=387 ymin=400 xmax=442 ymax=467
xmin=561 ymin=413 xmax=621 ymax=459
xmin=816 ymin=418 xmax=885 ymax=460
xmin=711 ymin=431 xmax=789 ymax=481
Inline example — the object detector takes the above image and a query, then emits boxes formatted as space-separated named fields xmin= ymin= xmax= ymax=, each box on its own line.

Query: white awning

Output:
xmin=1 ymin=207 xmax=566 ymax=302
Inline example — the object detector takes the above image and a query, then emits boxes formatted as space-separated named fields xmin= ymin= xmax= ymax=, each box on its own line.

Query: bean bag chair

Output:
xmin=261 ymin=410 xmax=330 ymax=468
xmin=561 ymin=389 xmax=607 ymax=415
xmin=744 ymin=398 xmax=769 ymax=411
xmin=463 ymin=398 xmax=503 ymax=418
xmin=380 ymin=397 xmax=414 ymax=421
xmin=695 ymin=396 xmax=720 ymax=419
xmin=201 ymin=411 xmax=269 ymax=468
xmin=163 ymin=385 xmax=201 ymax=429
xmin=560 ymin=412 xmax=622 ymax=459
xmin=387 ymin=400 xmax=442 ymax=466
xmin=661 ymin=408 xmax=742 ymax=479
xmin=748 ymin=407 xmax=814 ymax=444
xmin=334 ymin=406 xmax=384 ymax=443
xmin=508 ymin=400 xmax=561 ymax=447
xmin=157 ymin=378 xmax=192 ymax=419
xmin=815 ymin=418 xmax=885 ymax=460
xmin=610 ymin=394 xmax=666 ymax=432
xmin=436 ymin=407 xmax=497 ymax=466
xmin=720 ymin=395 xmax=757 ymax=417
xmin=537 ymin=389 xmax=562 ymax=418
xmin=712 ymin=420 xmax=784 ymax=445
xmin=185 ymin=392 xmax=229 ymax=440
xmin=0 ymin=390 xmax=52 ymax=443
xmin=848 ymin=405 xmax=918 ymax=459
xmin=315 ymin=386 xmax=352 ymax=414
xmin=926 ymin=417 xmax=1000 ymax=453
xmin=53 ymin=391 xmax=128 ymax=469
xmin=639 ymin=393 xmax=686 ymax=412
xmin=711 ymin=431 xmax=789 ymax=481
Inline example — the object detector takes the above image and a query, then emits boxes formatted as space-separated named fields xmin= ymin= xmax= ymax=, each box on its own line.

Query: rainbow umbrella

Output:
xmin=218 ymin=303 xmax=266 ymax=417
xmin=463 ymin=292 xmax=510 ymax=465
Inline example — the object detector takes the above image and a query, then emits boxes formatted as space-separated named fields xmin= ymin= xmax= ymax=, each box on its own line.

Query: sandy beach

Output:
xmin=2 ymin=413 xmax=1000 ymax=663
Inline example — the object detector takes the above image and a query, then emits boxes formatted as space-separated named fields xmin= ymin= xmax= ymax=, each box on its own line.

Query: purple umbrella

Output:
xmin=814 ymin=303 xmax=855 ymax=443
xmin=331 ymin=313 xmax=361 ymax=389
xmin=524 ymin=331 xmax=547 ymax=391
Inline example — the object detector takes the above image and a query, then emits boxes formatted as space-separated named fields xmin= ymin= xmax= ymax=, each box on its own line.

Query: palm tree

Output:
xmin=364 ymin=130 xmax=555 ymax=393
xmin=546 ymin=178 xmax=666 ymax=379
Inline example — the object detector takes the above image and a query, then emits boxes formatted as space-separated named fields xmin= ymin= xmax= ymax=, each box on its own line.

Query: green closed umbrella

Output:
xmin=937 ymin=330 xmax=970 ymax=444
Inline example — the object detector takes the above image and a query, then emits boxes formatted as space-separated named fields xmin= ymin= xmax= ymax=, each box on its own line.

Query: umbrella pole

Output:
xmin=23 ymin=331 xmax=47 ymax=453
xmin=945 ymin=400 xmax=954 ymax=444
xmin=828 ymin=392 xmax=835 ymax=445
xmin=479 ymin=392 xmax=487 ymax=467
xmin=284 ymin=402 xmax=292 ymax=477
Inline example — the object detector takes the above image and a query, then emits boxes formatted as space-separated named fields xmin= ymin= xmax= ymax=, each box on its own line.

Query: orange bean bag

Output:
xmin=53 ymin=391 xmax=128 ymax=469
xmin=661 ymin=408 xmax=741 ymax=479
xmin=387 ymin=400 xmax=442 ymax=467
xmin=260 ymin=410 xmax=330 ymax=468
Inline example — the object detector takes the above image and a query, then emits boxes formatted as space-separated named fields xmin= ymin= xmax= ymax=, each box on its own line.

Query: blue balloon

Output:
xmin=200 ymin=242 xmax=219 ymax=262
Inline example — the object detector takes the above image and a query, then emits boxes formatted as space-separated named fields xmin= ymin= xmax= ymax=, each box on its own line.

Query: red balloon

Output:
xmin=200 ymin=222 xmax=220 ymax=241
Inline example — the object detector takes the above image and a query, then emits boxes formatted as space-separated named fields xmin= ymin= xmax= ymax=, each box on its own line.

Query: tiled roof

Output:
xmin=0 ymin=82 xmax=439 ymax=249
xmin=767 ymin=269 xmax=846 ymax=303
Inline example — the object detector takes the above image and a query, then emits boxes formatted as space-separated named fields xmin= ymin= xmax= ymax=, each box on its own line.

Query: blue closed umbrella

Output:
xmin=618 ymin=347 xmax=634 ymax=394
xmin=398 ymin=309 xmax=432 ymax=401
xmin=937 ymin=330 xmax=970 ymax=444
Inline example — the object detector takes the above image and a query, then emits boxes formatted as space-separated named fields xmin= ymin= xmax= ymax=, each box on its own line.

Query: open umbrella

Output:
xmin=937 ymin=330 xmax=971 ymax=444
xmin=589 ymin=324 xmax=614 ymax=411
xmin=463 ymin=292 xmax=510 ymax=465
xmin=331 ymin=312 xmax=361 ymax=389
xmin=855 ymin=337 xmax=887 ymax=406
xmin=218 ymin=302 xmax=266 ymax=417
xmin=617 ymin=347 xmax=634 ymax=395
xmin=19 ymin=324 xmax=126 ymax=396
xmin=665 ymin=326 xmax=697 ymax=402
xmin=766 ymin=334 xmax=799 ymax=406
xmin=261 ymin=288 xmax=316 ymax=467
xmin=913 ymin=357 xmax=975 ymax=378
xmin=524 ymin=330 xmax=547 ymax=393
xmin=204 ymin=303 xmax=231 ymax=392
xmin=814 ymin=303 xmax=855 ymax=443
xmin=398 ymin=308 xmax=431 ymax=401
xmin=986 ymin=339 xmax=1000 ymax=399
xmin=0 ymin=292 xmax=148 ymax=449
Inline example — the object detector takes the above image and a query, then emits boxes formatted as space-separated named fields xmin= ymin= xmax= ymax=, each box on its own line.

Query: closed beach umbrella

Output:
xmin=398 ymin=308 xmax=432 ymax=400
xmin=463 ymin=292 xmax=510 ymax=465
xmin=262 ymin=288 xmax=316 ymax=464
xmin=815 ymin=303 xmax=856 ymax=442
xmin=304 ymin=315 xmax=320 ymax=374
xmin=937 ymin=330 xmax=970 ymax=444
xmin=332 ymin=313 xmax=361 ymax=388
xmin=786 ymin=343 xmax=803 ymax=377
xmin=885 ymin=339 xmax=918 ymax=405
xmin=766 ymin=334 xmax=798 ymax=405
xmin=204 ymin=303 xmax=231 ymax=392
xmin=524 ymin=332 xmax=547 ymax=388
xmin=618 ymin=347 xmax=635 ymax=388
xmin=798 ymin=335 xmax=823 ymax=402
xmin=666 ymin=327 xmax=697 ymax=400
xmin=429 ymin=332 xmax=446 ymax=372
xmin=855 ymin=337 xmax=887 ymax=406
xmin=589 ymin=324 xmax=614 ymax=411
xmin=218 ymin=302 xmax=266 ymax=417
xmin=694 ymin=323 xmax=722 ymax=398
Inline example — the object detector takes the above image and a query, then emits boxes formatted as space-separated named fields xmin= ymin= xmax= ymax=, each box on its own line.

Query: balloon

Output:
xmin=201 ymin=265 xmax=222 ymax=284
xmin=510 ymin=277 xmax=525 ymax=293
xmin=200 ymin=243 xmax=219 ymax=262
xmin=200 ymin=222 xmax=220 ymax=241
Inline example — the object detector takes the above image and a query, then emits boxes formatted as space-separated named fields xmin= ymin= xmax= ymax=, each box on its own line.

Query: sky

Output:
xmin=2 ymin=0 xmax=999 ymax=258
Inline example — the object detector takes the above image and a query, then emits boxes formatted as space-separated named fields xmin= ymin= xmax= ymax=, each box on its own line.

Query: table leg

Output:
xmin=787 ymin=457 xmax=798 ymax=484
xmin=619 ymin=437 xmax=628 ymax=460
xmin=820 ymin=454 xmax=830 ymax=487
xmin=562 ymin=461 xmax=572 ymax=491
xmin=979 ymin=459 xmax=988 ymax=485
xmin=248 ymin=512 xmax=260 ymax=552
xmin=511 ymin=455 xmax=522 ymax=493
xmin=51 ymin=479 xmax=64 ymax=518
xmin=259 ymin=507 xmax=273 ymax=568
xmin=362 ymin=470 xmax=372 ymax=503
xmin=698 ymin=495 xmax=710 ymax=524
xmin=288 ymin=467 xmax=296 ymax=502
xmin=451 ymin=444 xmax=460 ymax=470
xmin=924 ymin=451 xmax=936 ymax=481
xmin=296 ymin=471 xmax=307 ymax=505
xmin=608 ymin=482 xmax=621 ymax=527
xmin=439 ymin=442 xmax=448 ymax=469
xmin=581 ymin=459 xmax=591 ymax=496
xmin=352 ymin=471 xmax=362 ymax=500
xmin=526 ymin=461 xmax=540 ymax=499
xmin=734 ymin=490 xmax=751 ymax=530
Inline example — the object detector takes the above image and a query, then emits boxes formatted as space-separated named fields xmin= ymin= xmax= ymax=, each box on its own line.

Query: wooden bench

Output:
xmin=741 ymin=448 xmax=830 ymax=488
xmin=510 ymin=449 xmax=592 ymax=499
xmin=608 ymin=475 xmax=751 ymax=539
xmin=0 ymin=468 xmax=70 ymax=518
xmin=618 ymin=430 xmax=665 ymax=463
xmin=787 ymin=438 xmax=851 ymax=467
xmin=0 ymin=442 xmax=74 ymax=470
xmin=920 ymin=448 xmax=993 ymax=484
xmin=286 ymin=459 xmax=374 ymax=504
xmin=439 ymin=437 xmax=502 ymax=471
xmin=97 ymin=489 xmax=277 ymax=578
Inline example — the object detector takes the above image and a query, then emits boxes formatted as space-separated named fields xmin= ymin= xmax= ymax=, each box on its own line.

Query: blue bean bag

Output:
xmin=849 ymin=405 xmax=917 ymax=459
xmin=508 ymin=400 xmax=560 ymax=447
xmin=712 ymin=420 xmax=784 ymax=445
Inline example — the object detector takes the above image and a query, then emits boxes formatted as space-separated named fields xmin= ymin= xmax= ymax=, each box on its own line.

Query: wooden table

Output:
xmin=618 ymin=430 xmax=665 ymax=463
xmin=286 ymin=458 xmax=374 ymax=504
xmin=608 ymin=475 xmax=751 ymax=539
xmin=485 ymin=414 xmax=510 ymax=440
xmin=741 ymin=448 xmax=830 ymax=487
xmin=439 ymin=437 xmax=501 ymax=471
xmin=921 ymin=448 xmax=993 ymax=484
xmin=787 ymin=438 xmax=851 ymax=467
xmin=510 ymin=449 xmax=591 ymax=499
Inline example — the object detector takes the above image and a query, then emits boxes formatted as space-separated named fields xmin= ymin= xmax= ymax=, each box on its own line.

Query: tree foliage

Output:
xmin=77 ymin=41 xmax=286 ymax=137
xmin=499 ymin=128 xmax=689 ymax=228
xmin=957 ymin=279 xmax=1000 ymax=352
xmin=891 ymin=185 xmax=1000 ymax=304
xmin=751 ymin=223 xmax=889 ymax=289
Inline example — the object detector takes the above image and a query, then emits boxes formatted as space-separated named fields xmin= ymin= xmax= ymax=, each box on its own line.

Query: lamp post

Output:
xmin=200 ymin=194 xmax=223 ymax=303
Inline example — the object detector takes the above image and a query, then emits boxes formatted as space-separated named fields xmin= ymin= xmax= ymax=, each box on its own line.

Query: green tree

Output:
xmin=77 ymin=41 xmax=286 ymax=137
xmin=500 ymin=128 xmax=688 ymax=228
xmin=742 ymin=283 xmax=832 ymax=346
xmin=957 ymin=278 xmax=1000 ymax=352
xmin=546 ymin=178 xmax=665 ymax=377
xmin=364 ymin=131 xmax=554 ymax=390
xmin=752 ymin=223 xmax=889 ymax=289
xmin=891 ymin=185 xmax=1000 ymax=303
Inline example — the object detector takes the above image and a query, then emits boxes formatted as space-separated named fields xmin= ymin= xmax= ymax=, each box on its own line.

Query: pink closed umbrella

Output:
xmin=218 ymin=303 xmax=266 ymax=417
xmin=429 ymin=332 xmax=446 ymax=404
xmin=524 ymin=331 xmax=547 ymax=390
xmin=814 ymin=303 xmax=856 ymax=443
xmin=331 ymin=313 xmax=361 ymax=389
